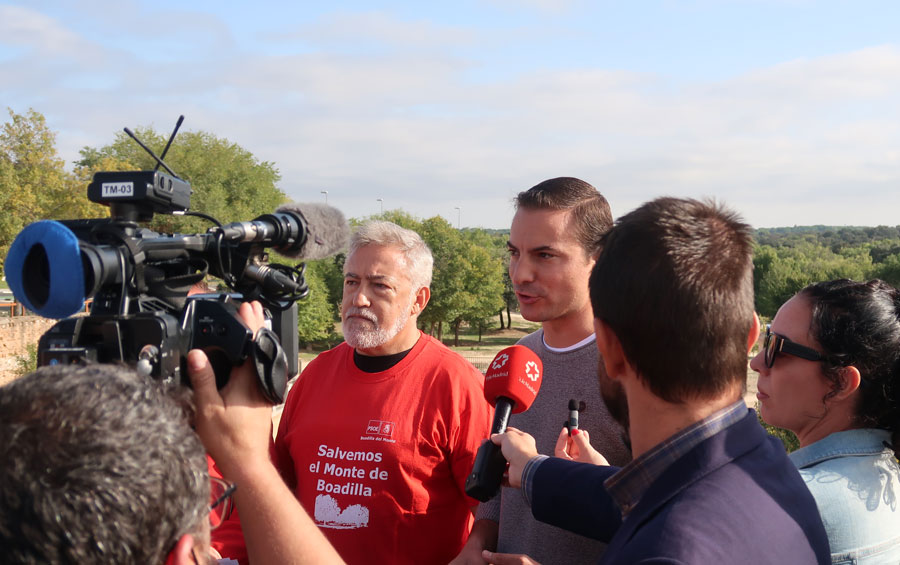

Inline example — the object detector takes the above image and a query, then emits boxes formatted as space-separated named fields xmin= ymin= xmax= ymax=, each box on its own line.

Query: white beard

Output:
xmin=342 ymin=306 xmax=411 ymax=350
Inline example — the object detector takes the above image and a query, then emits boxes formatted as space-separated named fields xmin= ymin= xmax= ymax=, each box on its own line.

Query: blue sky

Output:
xmin=3 ymin=1 xmax=900 ymax=229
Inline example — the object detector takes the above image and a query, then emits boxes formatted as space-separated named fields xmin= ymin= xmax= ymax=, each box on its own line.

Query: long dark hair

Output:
xmin=800 ymin=279 xmax=900 ymax=455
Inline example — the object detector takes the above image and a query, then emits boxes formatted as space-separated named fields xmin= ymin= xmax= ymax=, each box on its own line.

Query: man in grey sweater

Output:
xmin=452 ymin=177 xmax=632 ymax=564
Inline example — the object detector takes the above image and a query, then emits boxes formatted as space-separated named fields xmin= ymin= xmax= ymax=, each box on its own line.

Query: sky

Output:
xmin=2 ymin=0 xmax=899 ymax=230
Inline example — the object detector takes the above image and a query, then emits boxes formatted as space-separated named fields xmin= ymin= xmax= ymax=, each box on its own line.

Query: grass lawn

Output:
xmin=443 ymin=313 xmax=542 ymax=352
xmin=441 ymin=313 xmax=541 ymax=372
xmin=296 ymin=313 xmax=541 ymax=373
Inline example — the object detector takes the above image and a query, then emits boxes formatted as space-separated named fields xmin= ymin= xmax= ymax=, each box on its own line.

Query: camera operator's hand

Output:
xmin=188 ymin=300 xmax=271 ymax=479
xmin=188 ymin=301 xmax=346 ymax=565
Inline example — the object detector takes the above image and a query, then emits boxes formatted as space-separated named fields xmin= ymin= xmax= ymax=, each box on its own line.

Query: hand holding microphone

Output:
xmin=465 ymin=345 xmax=543 ymax=501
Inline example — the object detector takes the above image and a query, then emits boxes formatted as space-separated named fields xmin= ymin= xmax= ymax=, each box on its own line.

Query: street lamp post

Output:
xmin=377 ymin=198 xmax=384 ymax=215
xmin=454 ymin=206 xmax=461 ymax=229
xmin=320 ymin=190 xmax=328 ymax=204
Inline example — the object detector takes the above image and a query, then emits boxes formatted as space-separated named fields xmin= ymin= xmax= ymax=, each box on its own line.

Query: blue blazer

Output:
xmin=531 ymin=410 xmax=831 ymax=564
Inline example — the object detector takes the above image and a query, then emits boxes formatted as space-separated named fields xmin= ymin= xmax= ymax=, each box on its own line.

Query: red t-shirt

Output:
xmin=208 ymin=456 xmax=248 ymax=564
xmin=280 ymin=333 xmax=489 ymax=564
xmin=212 ymin=332 xmax=491 ymax=564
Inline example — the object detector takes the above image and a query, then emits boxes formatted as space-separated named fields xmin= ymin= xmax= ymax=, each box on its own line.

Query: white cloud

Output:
xmin=3 ymin=5 xmax=900 ymax=229
xmin=272 ymin=11 xmax=477 ymax=50
xmin=484 ymin=0 xmax=581 ymax=15
xmin=0 ymin=5 xmax=87 ymax=54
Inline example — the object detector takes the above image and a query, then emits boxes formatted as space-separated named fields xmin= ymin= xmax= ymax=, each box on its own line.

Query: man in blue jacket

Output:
xmin=489 ymin=197 xmax=831 ymax=564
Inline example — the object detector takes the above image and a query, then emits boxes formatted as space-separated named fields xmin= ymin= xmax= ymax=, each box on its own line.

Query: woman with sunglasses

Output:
xmin=750 ymin=278 xmax=900 ymax=564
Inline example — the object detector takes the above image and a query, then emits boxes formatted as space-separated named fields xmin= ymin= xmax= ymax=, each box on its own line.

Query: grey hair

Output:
xmin=0 ymin=364 xmax=209 ymax=564
xmin=348 ymin=221 xmax=434 ymax=290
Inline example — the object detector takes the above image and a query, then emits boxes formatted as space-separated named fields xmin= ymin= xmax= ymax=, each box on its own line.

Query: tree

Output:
xmin=457 ymin=228 xmax=507 ymax=341
xmin=464 ymin=228 xmax=515 ymax=331
xmin=873 ymin=254 xmax=900 ymax=287
xmin=296 ymin=261 xmax=338 ymax=348
xmin=753 ymin=241 xmax=875 ymax=318
xmin=0 ymin=108 xmax=101 ymax=273
xmin=315 ymin=254 xmax=346 ymax=320
xmin=0 ymin=157 xmax=17 ymax=269
xmin=418 ymin=216 xmax=468 ymax=342
xmin=416 ymin=219 xmax=507 ymax=345
xmin=76 ymin=126 xmax=287 ymax=234
xmin=500 ymin=270 xmax=516 ymax=329
xmin=460 ymin=242 xmax=505 ymax=342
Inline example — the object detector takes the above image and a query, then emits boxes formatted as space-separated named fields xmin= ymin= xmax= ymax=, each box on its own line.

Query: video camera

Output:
xmin=5 ymin=116 xmax=349 ymax=403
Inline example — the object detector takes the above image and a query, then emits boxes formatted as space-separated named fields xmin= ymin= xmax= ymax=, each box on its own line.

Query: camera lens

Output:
xmin=22 ymin=243 xmax=50 ymax=308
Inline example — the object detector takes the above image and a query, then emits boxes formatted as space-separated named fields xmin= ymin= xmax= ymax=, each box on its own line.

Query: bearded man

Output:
xmin=213 ymin=220 xmax=492 ymax=564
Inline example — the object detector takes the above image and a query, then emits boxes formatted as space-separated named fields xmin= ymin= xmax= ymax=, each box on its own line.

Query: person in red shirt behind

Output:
xmin=212 ymin=220 xmax=492 ymax=564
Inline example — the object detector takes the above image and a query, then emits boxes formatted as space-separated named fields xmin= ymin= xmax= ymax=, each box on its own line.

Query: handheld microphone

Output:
xmin=465 ymin=345 xmax=543 ymax=502
xmin=219 ymin=202 xmax=349 ymax=260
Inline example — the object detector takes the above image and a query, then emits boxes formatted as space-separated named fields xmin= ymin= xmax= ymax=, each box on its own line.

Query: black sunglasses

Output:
xmin=763 ymin=325 xmax=823 ymax=368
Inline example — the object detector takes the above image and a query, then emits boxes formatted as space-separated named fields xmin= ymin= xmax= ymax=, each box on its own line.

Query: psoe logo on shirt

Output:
xmin=365 ymin=420 xmax=395 ymax=438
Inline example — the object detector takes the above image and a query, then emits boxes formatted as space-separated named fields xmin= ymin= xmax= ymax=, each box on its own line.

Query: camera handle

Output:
xmin=185 ymin=295 xmax=289 ymax=404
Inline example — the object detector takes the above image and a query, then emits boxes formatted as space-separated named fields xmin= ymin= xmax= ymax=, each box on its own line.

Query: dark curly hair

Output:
xmin=800 ymin=279 xmax=900 ymax=455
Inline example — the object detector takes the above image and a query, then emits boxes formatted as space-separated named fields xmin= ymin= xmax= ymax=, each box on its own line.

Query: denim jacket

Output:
xmin=789 ymin=428 xmax=900 ymax=564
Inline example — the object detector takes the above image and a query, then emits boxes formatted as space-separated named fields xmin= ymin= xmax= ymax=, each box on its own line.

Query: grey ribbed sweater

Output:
xmin=474 ymin=330 xmax=631 ymax=564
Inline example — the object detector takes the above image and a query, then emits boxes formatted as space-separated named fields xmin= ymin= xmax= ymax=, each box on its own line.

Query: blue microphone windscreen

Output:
xmin=6 ymin=220 xmax=86 ymax=319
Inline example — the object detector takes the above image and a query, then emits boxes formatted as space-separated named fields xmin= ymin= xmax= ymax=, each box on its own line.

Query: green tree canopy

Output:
xmin=753 ymin=241 xmax=874 ymax=318
xmin=296 ymin=260 xmax=339 ymax=347
xmin=460 ymin=242 xmax=506 ymax=341
xmin=0 ymin=108 xmax=102 ymax=273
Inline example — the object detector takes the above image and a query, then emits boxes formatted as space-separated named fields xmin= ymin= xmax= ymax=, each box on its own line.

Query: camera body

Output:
xmin=39 ymin=293 xmax=253 ymax=378
xmin=14 ymin=193 xmax=303 ymax=402
xmin=6 ymin=117 xmax=316 ymax=402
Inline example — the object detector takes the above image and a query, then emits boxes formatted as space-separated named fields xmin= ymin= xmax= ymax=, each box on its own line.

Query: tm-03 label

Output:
xmin=101 ymin=182 xmax=135 ymax=197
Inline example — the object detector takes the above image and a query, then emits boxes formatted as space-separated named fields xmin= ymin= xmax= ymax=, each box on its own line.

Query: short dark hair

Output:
xmin=800 ymin=278 xmax=900 ymax=453
xmin=589 ymin=197 xmax=755 ymax=402
xmin=0 ymin=364 xmax=208 ymax=564
xmin=515 ymin=177 xmax=613 ymax=257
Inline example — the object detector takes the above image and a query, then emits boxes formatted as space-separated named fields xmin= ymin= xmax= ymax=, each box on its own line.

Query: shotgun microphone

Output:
xmin=218 ymin=202 xmax=349 ymax=260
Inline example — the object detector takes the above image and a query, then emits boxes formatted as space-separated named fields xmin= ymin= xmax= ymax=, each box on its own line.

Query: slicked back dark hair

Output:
xmin=515 ymin=177 xmax=613 ymax=257
xmin=589 ymin=197 xmax=755 ymax=403
xmin=800 ymin=278 xmax=900 ymax=454
xmin=0 ymin=364 xmax=208 ymax=564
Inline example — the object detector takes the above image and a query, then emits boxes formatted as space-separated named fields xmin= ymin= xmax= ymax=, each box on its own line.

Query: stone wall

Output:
xmin=0 ymin=316 xmax=56 ymax=387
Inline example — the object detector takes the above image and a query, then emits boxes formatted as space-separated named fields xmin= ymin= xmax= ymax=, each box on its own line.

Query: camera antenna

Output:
xmin=155 ymin=115 xmax=184 ymax=170
xmin=123 ymin=126 xmax=179 ymax=178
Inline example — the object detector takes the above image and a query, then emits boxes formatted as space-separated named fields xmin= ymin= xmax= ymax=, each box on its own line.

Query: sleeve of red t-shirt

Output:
xmin=444 ymin=359 xmax=494 ymax=506
xmin=271 ymin=363 xmax=315 ymax=490
xmin=207 ymin=455 xmax=249 ymax=565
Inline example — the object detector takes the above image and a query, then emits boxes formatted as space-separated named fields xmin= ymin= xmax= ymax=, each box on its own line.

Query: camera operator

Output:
xmin=0 ymin=364 xmax=211 ymax=564
xmin=0 ymin=300 xmax=343 ymax=565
